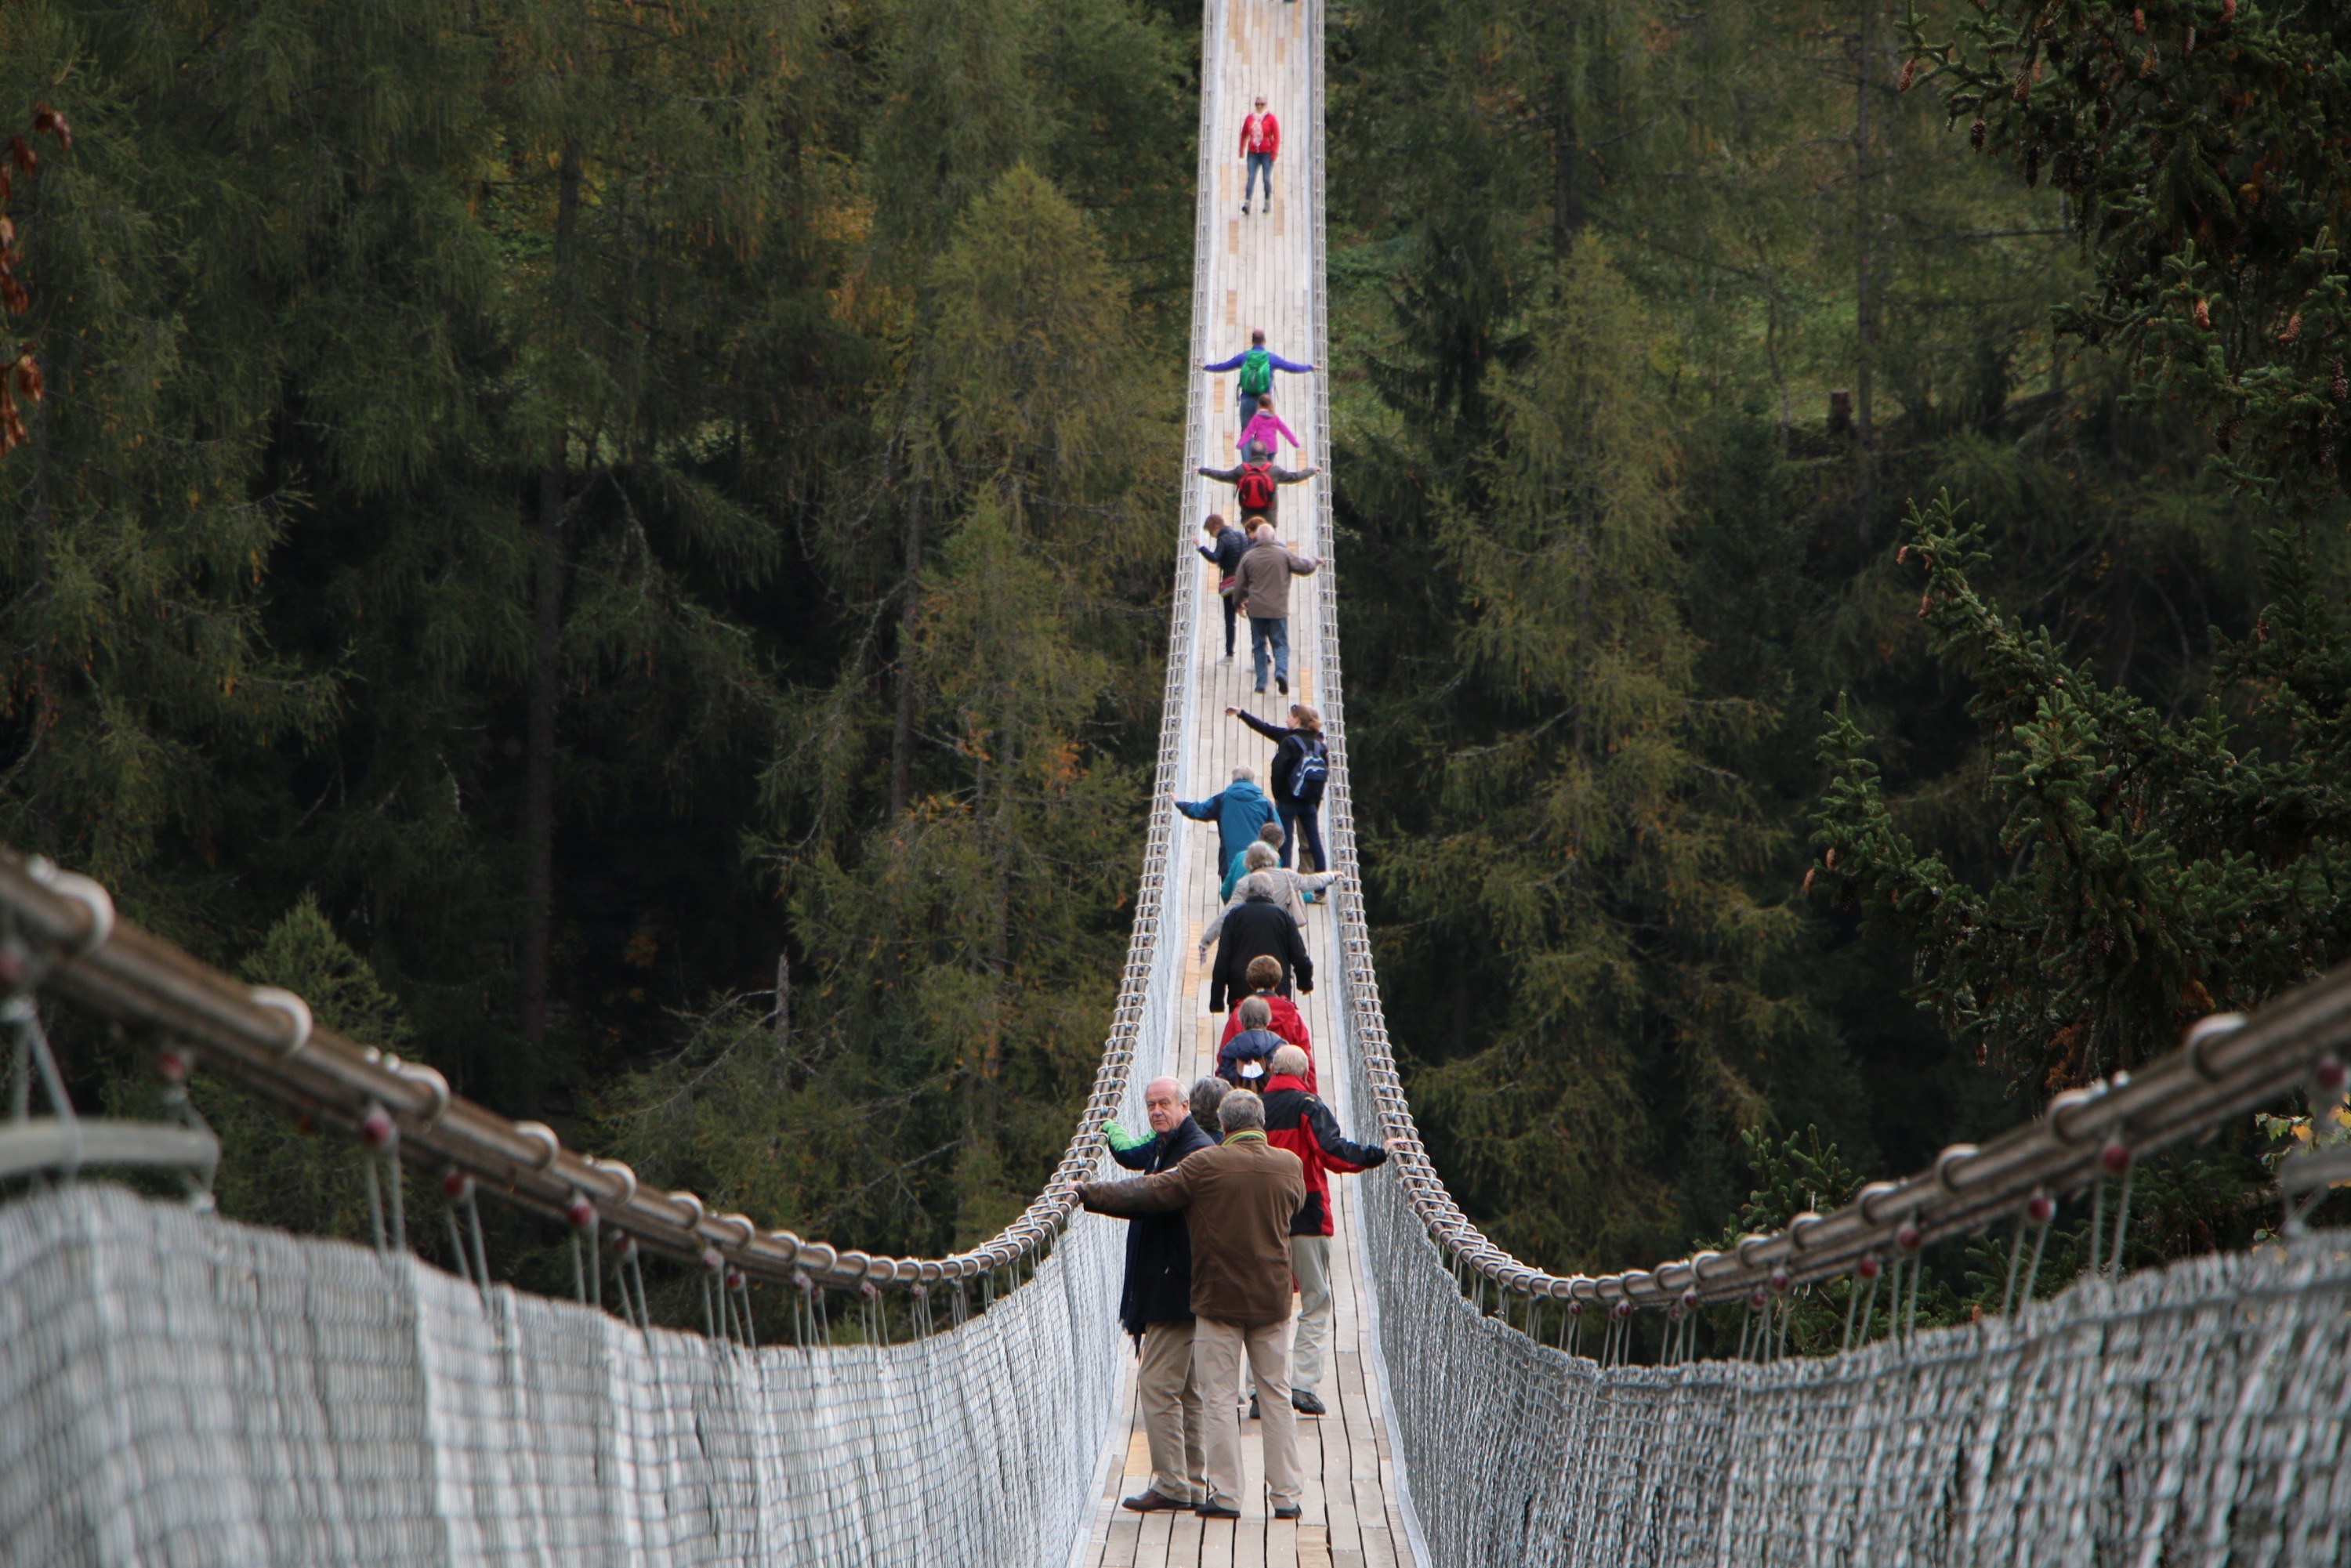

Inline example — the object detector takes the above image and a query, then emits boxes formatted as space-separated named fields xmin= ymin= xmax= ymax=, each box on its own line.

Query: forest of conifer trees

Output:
xmin=3 ymin=0 xmax=2346 ymax=1314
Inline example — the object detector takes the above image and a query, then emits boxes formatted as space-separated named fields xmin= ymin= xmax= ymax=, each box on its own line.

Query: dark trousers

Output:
xmin=1238 ymin=389 xmax=1262 ymax=430
xmin=1278 ymin=799 xmax=1325 ymax=873
xmin=1219 ymin=592 xmax=1237 ymax=657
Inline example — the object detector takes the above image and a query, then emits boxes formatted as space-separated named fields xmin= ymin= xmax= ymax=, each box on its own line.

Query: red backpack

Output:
xmin=1236 ymin=462 xmax=1277 ymax=513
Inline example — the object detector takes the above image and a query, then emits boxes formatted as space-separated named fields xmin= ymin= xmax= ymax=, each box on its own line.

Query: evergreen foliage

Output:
xmin=5 ymin=0 xmax=2346 ymax=1298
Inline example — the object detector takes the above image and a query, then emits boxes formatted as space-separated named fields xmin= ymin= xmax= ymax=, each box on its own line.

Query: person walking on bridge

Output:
xmin=1201 ymin=842 xmax=1338 ymax=956
xmin=1078 ymin=1088 xmax=1307 ymax=1521
xmin=1173 ymin=766 xmax=1276 ymax=884
xmin=1222 ymin=822 xmax=1289 ymax=904
xmin=1208 ymin=871 xmax=1312 ymax=1016
xmin=1197 ymin=513 xmax=1248 ymax=661
xmin=1231 ymin=389 xmax=1303 ymax=463
xmin=1261 ymin=1045 xmax=1397 ymax=1417
xmin=1239 ymin=95 xmax=1280 ymax=215
xmin=1228 ymin=702 xmax=1330 ymax=872
xmin=1222 ymin=954 xmax=1312 ymax=1066
xmin=1215 ymin=996 xmax=1285 ymax=1088
xmin=1233 ymin=520 xmax=1323 ymax=697
xmin=1198 ymin=441 xmax=1318 ymax=528
xmin=1203 ymin=328 xmax=1313 ymax=430
xmin=1100 ymin=1076 xmax=1218 ymax=1512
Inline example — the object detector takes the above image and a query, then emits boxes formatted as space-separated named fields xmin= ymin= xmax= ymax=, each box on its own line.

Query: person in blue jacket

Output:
xmin=1201 ymin=328 xmax=1315 ymax=430
xmin=1172 ymin=767 xmax=1277 ymax=878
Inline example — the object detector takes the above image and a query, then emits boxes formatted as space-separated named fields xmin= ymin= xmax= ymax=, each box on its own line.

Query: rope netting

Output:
xmin=1351 ymin=1178 xmax=2351 ymax=1566
xmin=0 ymin=1182 xmax=1125 ymax=1564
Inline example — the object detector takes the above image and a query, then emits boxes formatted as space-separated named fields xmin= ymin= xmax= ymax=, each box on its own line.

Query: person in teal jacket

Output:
xmin=1172 ymin=769 xmax=1277 ymax=875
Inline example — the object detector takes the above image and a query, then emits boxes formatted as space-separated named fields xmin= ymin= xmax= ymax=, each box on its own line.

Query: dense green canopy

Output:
xmin=6 ymin=0 xmax=2348 ymax=1322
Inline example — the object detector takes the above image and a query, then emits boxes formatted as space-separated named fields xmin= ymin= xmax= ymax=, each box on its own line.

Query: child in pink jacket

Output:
xmin=1233 ymin=389 xmax=1303 ymax=458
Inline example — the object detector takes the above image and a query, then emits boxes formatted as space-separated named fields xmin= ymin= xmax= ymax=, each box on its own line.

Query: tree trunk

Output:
xmin=520 ymin=136 xmax=582 ymax=1048
xmin=1853 ymin=1 xmax=1879 ymax=545
xmin=889 ymin=483 xmax=925 ymax=816
xmin=1550 ymin=67 xmax=1584 ymax=252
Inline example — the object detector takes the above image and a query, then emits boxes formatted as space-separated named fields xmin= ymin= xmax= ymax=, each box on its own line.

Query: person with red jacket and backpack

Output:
xmin=1203 ymin=328 xmax=1313 ymax=431
xmin=1199 ymin=440 xmax=1317 ymax=527
xmin=1239 ymin=96 xmax=1280 ymax=215
xmin=1260 ymin=1045 xmax=1400 ymax=1415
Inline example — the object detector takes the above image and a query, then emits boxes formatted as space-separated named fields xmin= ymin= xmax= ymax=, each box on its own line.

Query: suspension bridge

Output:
xmin=5 ymin=2 xmax=2351 ymax=1563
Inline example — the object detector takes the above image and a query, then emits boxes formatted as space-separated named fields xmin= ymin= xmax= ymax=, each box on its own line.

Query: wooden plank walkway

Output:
xmin=1076 ymin=4 xmax=1416 ymax=1564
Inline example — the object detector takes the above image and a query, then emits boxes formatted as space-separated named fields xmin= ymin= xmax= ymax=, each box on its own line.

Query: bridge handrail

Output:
xmin=0 ymin=754 xmax=1190 ymax=1295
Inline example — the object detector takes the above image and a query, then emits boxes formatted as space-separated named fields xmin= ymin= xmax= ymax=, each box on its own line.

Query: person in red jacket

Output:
xmin=1239 ymin=96 xmax=1280 ymax=215
xmin=1219 ymin=955 xmax=1313 ymax=1087
xmin=1260 ymin=1045 xmax=1399 ymax=1416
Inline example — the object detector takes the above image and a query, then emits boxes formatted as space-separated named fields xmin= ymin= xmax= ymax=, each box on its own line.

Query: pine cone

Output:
xmin=1970 ymin=119 xmax=1987 ymax=151
xmin=1897 ymin=59 xmax=1920 ymax=92
xmin=2280 ymin=313 xmax=2302 ymax=345
xmin=2330 ymin=357 xmax=2346 ymax=404
xmin=2193 ymin=298 xmax=2212 ymax=330
xmin=2132 ymin=7 xmax=2146 ymax=34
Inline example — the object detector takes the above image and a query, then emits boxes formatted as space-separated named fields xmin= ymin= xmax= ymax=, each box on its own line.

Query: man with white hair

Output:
xmin=1099 ymin=1075 xmax=1219 ymax=1511
xmin=1080 ymin=1088 xmax=1308 ymax=1521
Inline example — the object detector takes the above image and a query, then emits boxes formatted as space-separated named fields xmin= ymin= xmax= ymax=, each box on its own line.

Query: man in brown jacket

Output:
xmin=1232 ymin=521 xmax=1324 ymax=698
xmin=1078 ymin=1088 xmax=1308 ymax=1520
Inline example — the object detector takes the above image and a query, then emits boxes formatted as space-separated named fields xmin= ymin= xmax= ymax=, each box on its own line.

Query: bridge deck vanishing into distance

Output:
xmin=1075 ymin=2 xmax=1417 ymax=1564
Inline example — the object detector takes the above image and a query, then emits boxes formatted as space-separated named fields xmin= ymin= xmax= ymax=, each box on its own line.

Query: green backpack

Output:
xmin=1238 ymin=347 xmax=1273 ymax=397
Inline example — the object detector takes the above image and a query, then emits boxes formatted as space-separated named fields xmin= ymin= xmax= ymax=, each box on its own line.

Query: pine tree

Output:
xmin=1383 ymin=237 xmax=1802 ymax=1269
xmin=1813 ymin=491 xmax=2351 ymax=1092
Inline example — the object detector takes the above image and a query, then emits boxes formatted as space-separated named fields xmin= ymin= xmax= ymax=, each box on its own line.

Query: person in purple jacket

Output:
xmin=1202 ymin=328 xmax=1315 ymax=429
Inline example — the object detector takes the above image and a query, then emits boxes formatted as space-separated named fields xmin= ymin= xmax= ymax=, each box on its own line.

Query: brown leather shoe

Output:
xmin=1121 ymin=1489 xmax=1193 ymax=1513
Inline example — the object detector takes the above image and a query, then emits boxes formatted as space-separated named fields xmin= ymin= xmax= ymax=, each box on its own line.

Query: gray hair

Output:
xmin=1189 ymin=1075 xmax=1230 ymax=1128
xmin=1238 ymin=996 xmax=1273 ymax=1029
xmin=1237 ymin=871 xmax=1282 ymax=902
xmin=1243 ymin=842 xmax=1279 ymax=870
xmin=1269 ymin=1044 xmax=1310 ymax=1077
xmin=1258 ymin=822 xmax=1286 ymax=846
xmin=1231 ymin=766 xmax=1255 ymax=784
xmin=1219 ymin=1088 xmax=1266 ymax=1135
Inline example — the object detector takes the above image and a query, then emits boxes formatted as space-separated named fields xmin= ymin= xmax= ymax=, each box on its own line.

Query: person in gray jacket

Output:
xmin=1232 ymin=523 xmax=1324 ymax=697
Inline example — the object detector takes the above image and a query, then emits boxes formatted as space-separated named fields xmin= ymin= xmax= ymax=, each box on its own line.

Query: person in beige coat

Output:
xmin=1233 ymin=522 xmax=1324 ymax=697
xmin=1198 ymin=842 xmax=1337 ymax=963
xmin=1078 ymin=1089 xmax=1308 ymax=1520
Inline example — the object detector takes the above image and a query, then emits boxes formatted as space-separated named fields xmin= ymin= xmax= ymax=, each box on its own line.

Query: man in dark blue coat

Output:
xmin=1102 ymin=1075 xmax=1220 ymax=1512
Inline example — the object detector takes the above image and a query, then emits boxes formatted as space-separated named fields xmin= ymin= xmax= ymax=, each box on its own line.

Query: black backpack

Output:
xmin=1292 ymin=737 xmax=1329 ymax=804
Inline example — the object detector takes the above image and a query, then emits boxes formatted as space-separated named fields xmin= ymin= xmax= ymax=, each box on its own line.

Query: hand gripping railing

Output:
xmin=1295 ymin=0 xmax=2351 ymax=1327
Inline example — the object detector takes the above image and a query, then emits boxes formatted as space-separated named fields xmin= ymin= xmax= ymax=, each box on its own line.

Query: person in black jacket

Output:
xmin=1197 ymin=513 xmax=1248 ymax=661
xmin=1103 ymin=1075 xmax=1219 ymax=1512
xmin=1207 ymin=872 xmax=1313 ymax=1013
xmin=1226 ymin=702 xmax=1329 ymax=871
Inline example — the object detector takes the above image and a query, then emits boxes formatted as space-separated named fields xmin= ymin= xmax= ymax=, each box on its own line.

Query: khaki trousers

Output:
xmin=1136 ymin=1320 xmax=1206 ymax=1503
xmin=1191 ymin=1315 xmax=1302 ymax=1509
xmin=1290 ymin=1233 xmax=1332 ymax=1395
